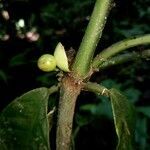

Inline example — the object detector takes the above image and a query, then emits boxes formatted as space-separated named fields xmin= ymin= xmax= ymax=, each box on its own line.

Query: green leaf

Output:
xmin=0 ymin=70 xmax=7 ymax=83
xmin=137 ymin=106 xmax=150 ymax=118
xmin=124 ymin=88 xmax=141 ymax=103
xmin=135 ymin=117 xmax=147 ymax=150
xmin=80 ymin=100 xmax=112 ymax=119
xmin=0 ymin=88 xmax=50 ymax=150
xmin=75 ymin=113 xmax=92 ymax=127
xmin=9 ymin=53 xmax=27 ymax=67
xmin=109 ymin=88 xmax=136 ymax=150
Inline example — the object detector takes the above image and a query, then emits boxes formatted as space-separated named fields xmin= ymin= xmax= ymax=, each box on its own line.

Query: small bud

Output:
xmin=54 ymin=42 xmax=70 ymax=72
xmin=37 ymin=54 xmax=56 ymax=72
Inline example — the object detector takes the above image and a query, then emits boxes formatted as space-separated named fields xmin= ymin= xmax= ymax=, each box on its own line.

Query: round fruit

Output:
xmin=37 ymin=54 xmax=56 ymax=72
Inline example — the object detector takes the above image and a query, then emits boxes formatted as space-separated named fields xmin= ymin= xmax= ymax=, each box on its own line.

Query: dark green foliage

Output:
xmin=110 ymin=88 xmax=135 ymax=150
xmin=0 ymin=88 xmax=50 ymax=150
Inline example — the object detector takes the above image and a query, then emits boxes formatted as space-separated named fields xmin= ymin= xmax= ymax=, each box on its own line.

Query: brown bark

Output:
xmin=56 ymin=74 xmax=82 ymax=150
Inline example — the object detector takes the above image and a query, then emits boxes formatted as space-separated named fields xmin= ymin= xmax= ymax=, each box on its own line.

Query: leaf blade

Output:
xmin=109 ymin=88 xmax=136 ymax=150
xmin=0 ymin=88 xmax=50 ymax=150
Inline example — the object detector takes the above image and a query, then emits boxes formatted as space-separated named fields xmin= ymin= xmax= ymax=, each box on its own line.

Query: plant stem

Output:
xmin=93 ymin=34 xmax=150 ymax=68
xmin=56 ymin=1 xmax=113 ymax=149
xmin=56 ymin=75 xmax=81 ymax=150
xmin=72 ymin=0 xmax=113 ymax=79
xmin=98 ymin=49 xmax=150 ymax=70
xmin=48 ymin=85 xmax=59 ymax=95
xmin=83 ymin=82 xmax=109 ymax=97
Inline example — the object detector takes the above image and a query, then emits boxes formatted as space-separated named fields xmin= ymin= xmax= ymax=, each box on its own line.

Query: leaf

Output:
xmin=101 ymin=79 xmax=121 ymax=89
xmin=80 ymin=100 xmax=112 ymax=119
xmin=109 ymin=88 xmax=136 ymax=150
xmin=75 ymin=113 xmax=92 ymax=127
xmin=137 ymin=106 xmax=150 ymax=118
xmin=135 ymin=117 xmax=147 ymax=150
xmin=0 ymin=70 xmax=7 ymax=83
xmin=9 ymin=53 xmax=27 ymax=67
xmin=124 ymin=88 xmax=141 ymax=103
xmin=0 ymin=88 xmax=51 ymax=150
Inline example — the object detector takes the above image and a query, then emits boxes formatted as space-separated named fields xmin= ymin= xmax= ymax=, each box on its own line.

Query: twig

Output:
xmin=93 ymin=34 xmax=150 ymax=68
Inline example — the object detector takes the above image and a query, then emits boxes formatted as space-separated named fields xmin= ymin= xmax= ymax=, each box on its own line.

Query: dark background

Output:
xmin=0 ymin=0 xmax=150 ymax=149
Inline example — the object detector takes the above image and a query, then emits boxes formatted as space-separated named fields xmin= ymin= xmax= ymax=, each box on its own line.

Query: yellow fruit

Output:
xmin=37 ymin=54 xmax=56 ymax=72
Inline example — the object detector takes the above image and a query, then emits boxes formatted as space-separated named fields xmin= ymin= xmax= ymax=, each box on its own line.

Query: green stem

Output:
xmin=56 ymin=1 xmax=113 ymax=149
xmin=72 ymin=0 xmax=113 ymax=79
xmin=98 ymin=49 xmax=150 ymax=70
xmin=48 ymin=85 xmax=59 ymax=95
xmin=93 ymin=34 xmax=150 ymax=68
xmin=83 ymin=82 xmax=109 ymax=97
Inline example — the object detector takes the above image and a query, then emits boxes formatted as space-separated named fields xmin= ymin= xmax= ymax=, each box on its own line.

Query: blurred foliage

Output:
xmin=0 ymin=0 xmax=150 ymax=149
